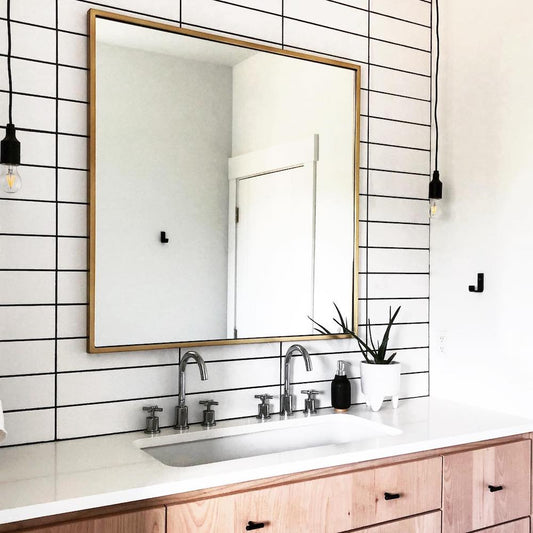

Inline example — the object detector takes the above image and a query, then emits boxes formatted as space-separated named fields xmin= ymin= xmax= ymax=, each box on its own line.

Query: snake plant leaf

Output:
xmin=308 ymin=303 xmax=401 ymax=365
xmin=376 ymin=306 xmax=401 ymax=361
xmin=333 ymin=302 xmax=350 ymax=332
xmin=308 ymin=316 xmax=332 ymax=335
xmin=367 ymin=319 xmax=378 ymax=352
xmin=356 ymin=338 xmax=371 ymax=363
xmin=385 ymin=352 xmax=397 ymax=364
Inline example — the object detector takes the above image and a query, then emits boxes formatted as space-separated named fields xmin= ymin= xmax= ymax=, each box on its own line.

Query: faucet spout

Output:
xmin=178 ymin=350 xmax=208 ymax=408
xmin=281 ymin=344 xmax=312 ymax=416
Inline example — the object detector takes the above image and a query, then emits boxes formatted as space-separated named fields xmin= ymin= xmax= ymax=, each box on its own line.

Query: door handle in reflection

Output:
xmin=488 ymin=485 xmax=503 ymax=492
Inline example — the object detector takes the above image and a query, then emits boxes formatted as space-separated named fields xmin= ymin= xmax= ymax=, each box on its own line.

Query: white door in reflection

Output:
xmin=232 ymin=162 xmax=316 ymax=339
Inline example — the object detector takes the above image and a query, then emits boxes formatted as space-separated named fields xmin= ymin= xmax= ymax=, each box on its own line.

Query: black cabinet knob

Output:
xmin=246 ymin=521 xmax=265 ymax=530
xmin=384 ymin=492 xmax=401 ymax=500
xmin=488 ymin=485 xmax=503 ymax=492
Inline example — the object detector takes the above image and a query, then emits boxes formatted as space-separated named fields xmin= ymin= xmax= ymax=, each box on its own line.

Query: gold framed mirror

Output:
xmin=88 ymin=9 xmax=361 ymax=353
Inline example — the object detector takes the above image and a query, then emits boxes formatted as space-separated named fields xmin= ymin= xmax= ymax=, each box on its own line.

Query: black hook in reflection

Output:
xmin=160 ymin=231 xmax=169 ymax=244
xmin=468 ymin=273 xmax=484 ymax=293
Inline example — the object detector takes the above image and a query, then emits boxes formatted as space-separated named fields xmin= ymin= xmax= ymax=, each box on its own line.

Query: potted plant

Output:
xmin=310 ymin=304 xmax=402 ymax=412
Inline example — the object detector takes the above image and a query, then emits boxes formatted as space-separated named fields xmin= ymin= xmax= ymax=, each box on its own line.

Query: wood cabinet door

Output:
xmin=168 ymin=456 xmax=442 ymax=533
xmin=477 ymin=517 xmax=530 ymax=533
xmin=26 ymin=508 xmax=165 ymax=533
xmin=353 ymin=511 xmax=441 ymax=533
xmin=442 ymin=440 xmax=531 ymax=533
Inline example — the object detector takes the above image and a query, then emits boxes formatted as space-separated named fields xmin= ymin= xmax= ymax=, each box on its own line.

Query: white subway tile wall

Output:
xmin=0 ymin=0 xmax=432 ymax=445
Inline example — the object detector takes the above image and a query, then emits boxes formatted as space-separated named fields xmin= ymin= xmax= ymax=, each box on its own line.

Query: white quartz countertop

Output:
xmin=1 ymin=397 xmax=533 ymax=525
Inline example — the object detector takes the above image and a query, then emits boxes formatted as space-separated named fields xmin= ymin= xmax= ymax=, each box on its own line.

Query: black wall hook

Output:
xmin=160 ymin=231 xmax=169 ymax=244
xmin=469 ymin=273 xmax=484 ymax=293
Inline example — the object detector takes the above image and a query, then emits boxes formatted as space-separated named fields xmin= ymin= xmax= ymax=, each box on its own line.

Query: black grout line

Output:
xmin=360 ymin=220 xmax=430 ymax=226
xmin=0 ymin=88 xmax=87 ymax=105
xmin=365 ymin=0 xmax=371 ymax=347
xmin=361 ymin=193 xmax=429 ymax=202
xmin=366 ymin=167 xmax=430 ymax=177
xmin=0 ymin=269 xmax=88 ymax=272
xmin=362 ymin=246 xmax=430 ymax=251
xmin=54 ymin=0 xmax=59 ymax=443
xmin=281 ymin=0 xmax=284 ymax=50
xmin=212 ymin=0 xmax=280 ymax=18
xmin=0 ymin=197 xmax=87 ymax=205
xmin=368 ymin=115 xmax=430 ymax=128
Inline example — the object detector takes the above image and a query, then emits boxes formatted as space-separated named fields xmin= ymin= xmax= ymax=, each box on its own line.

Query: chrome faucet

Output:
xmin=280 ymin=344 xmax=312 ymax=416
xmin=175 ymin=350 xmax=208 ymax=430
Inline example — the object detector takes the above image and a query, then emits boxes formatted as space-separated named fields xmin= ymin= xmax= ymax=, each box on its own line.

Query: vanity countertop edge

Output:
xmin=1 ymin=397 xmax=533 ymax=526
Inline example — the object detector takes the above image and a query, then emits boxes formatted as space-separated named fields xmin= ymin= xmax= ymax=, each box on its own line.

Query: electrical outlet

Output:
xmin=438 ymin=333 xmax=446 ymax=354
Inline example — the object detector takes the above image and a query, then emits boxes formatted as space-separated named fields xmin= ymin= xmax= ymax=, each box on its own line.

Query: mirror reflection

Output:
xmin=91 ymin=15 xmax=359 ymax=351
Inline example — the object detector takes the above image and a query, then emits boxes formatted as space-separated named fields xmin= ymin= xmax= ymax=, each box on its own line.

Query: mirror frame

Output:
xmin=87 ymin=9 xmax=361 ymax=353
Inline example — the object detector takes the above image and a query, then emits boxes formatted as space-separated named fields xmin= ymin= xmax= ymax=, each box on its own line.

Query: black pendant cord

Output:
xmin=6 ymin=0 xmax=13 ymax=124
xmin=433 ymin=0 xmax=439 ymax=172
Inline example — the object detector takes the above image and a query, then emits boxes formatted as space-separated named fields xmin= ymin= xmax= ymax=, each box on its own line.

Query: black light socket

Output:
xmin=0 ymin=123 xmax=21 ymax=166
xmin=429 ymin=170 xmax=442 ymax=200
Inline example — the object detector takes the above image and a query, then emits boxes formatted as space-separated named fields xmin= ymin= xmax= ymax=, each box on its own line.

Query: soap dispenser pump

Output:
xmin=331 ymin=360 xmax=351 ymax=412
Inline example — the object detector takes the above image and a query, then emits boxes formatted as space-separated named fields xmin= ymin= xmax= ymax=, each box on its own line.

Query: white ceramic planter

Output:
xmin=360 ymin=361 xmax=401 ymax=412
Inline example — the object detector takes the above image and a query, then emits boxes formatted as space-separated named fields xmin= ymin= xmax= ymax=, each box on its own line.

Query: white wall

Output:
xmin=95 ymin=43 xmax=232 ymax=346
xmin=430 ymin=0 xmax=533 ymax=416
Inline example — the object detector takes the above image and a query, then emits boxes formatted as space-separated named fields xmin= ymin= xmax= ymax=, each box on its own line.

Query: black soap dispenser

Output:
xmin=331 ymin=360 xmax=351 ymax=412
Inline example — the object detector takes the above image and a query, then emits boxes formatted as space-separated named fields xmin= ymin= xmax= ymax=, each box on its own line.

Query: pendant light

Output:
xmin=1 ymin=0 xmax=22 ymax=193
xmin=429 ymin=0 xmax=442 ymax=218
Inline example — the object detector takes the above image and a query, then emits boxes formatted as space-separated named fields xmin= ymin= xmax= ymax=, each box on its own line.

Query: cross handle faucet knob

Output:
xmin=142 ymin=405 xmax=163 ymax=434
xmin=254 ymin=394 xmax=273 ymax=404
xmin=143 ymin=405 xmax=163 ymax=416
xmin=254 ymin=394 xmax=273 ymax=420
xmin=199 ymin=400 xmax=218 ymax=427
xmin=301 ymin=390 xmax=321 ymax=415
xmin=199 ymin=399 xmax=219 ymax=410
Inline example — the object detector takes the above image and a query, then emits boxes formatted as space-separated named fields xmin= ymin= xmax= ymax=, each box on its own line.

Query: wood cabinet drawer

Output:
xmin=167 ymin=456 xmax=442 ymax=533
xmin=25 ymin=508 xmax=165 ymax=533
xmin=351 ymin=511 xmax=441 ymax=532
xmin=476 ymin=517 xmax=530 ymax=533
xmin=442 ymin=440 xmax=531 ymax=533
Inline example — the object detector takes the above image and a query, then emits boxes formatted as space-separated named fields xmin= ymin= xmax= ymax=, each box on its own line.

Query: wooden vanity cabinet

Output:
xmin=24 ymin=507 xmax=165 ymax=533
xmin=167 ymin=456 xmax=442 ymax=532
xmin=353 ymin=511 xmax=442 ymax=533
xmin=442 ymin=440 xmax=531 ymax=533
xmin=8 ymin=435 xmax=533 ymax=533
xmin=475 ymin=518 xmax=530 ymax=533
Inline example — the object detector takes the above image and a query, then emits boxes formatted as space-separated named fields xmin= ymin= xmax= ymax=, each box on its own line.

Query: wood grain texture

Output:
xmin=442 ymin=440 xmax=531 ymax=533
xmin=352 ymin=511 xmax=442 ymax=533
xmin=168 ymin=457 xmax=442 ymax=533
xmin=25 ymin=508 xmax=165 ymax=533
xmin=476 ymin=517 xmax=530 ymax=533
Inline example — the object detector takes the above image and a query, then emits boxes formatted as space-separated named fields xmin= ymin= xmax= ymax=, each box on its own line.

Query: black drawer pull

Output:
xmin=384 ymin=492 xmax=401 ymax=500
xmin=246 ymin=521 xmax=265 ymax=531
xmin=488 ymin=485 xmax=503 ymax=492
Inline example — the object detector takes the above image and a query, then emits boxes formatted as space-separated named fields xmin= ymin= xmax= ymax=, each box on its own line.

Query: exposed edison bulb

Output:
xmin=0 ymin=164 xmax=22 ymax=193
xmin=429 ymin=198 xmax=441 ymax=218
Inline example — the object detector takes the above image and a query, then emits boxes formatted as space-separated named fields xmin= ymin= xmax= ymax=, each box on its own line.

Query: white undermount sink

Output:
xmin=135 ymin=413 xmax=401 ymax=468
